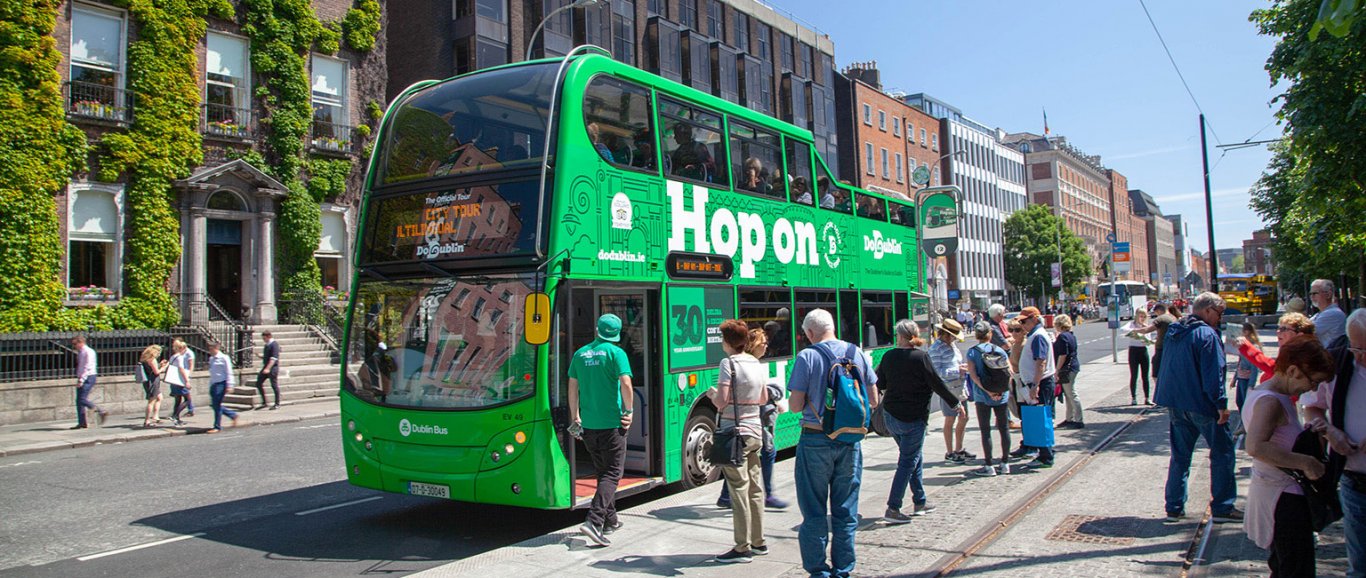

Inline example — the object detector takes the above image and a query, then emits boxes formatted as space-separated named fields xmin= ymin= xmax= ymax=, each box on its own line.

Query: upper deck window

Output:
xmin=583 ymin=75 xmax=655 ymax=171
xmin=659 ymin=98 xmax=728 ymax=188
xmin=380 ymin=64 xmax=556 ymax=186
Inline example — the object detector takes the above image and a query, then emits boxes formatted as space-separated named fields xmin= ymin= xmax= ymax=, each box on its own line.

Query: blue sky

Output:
xmin=774 ymin=0 xmax=1281 ymax=255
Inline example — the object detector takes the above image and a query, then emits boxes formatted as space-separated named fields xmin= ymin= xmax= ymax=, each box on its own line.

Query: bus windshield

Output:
xmin=345 ymin=273 xmax=538 ymax=410
xmin=380 ymin=63 xmax=557 ymax=185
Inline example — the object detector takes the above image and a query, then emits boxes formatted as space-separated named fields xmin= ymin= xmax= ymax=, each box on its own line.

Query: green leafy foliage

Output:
xmin=342 ymin=0 xmax=381 ymax=52
xmin=95 ymin=0 xmax=234 ymax=329
xmin=1310 ymin=0 xmax=1361 ymax=39
xmin=306 ymin=158 xmax=351 ymax=201
xmin=0 ymin=0 xmax=90 ymax=331
xmin=1251 ymin=0 xmax=1366 ymax=300
xmin=1003 ymin=204 xmax=1093 ymax=303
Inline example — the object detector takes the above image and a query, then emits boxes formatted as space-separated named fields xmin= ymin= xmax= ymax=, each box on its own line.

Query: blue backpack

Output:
xmin=811 ymin=342 xmax=872 ymax=443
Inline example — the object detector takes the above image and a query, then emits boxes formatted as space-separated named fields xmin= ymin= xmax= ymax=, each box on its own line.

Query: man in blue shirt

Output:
xmin=1016 ymin=307 xmax=1056 ymax=468
xmin=206 ymin=341 xmax=239 ymax=433
xmin=1310 ymin=278 xmax=1347 ymax=348
xmin=1154 ymin=292 xmax=1239 ymax=524
xmin=787 ymin=309 xmax=877 ymax=578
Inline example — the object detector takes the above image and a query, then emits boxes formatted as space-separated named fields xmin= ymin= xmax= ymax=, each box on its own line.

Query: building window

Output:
xmin=779 ymin=33 xmax=794 ymax=73
xmin=706 ymin=0 xmax=723 ymax=39
xmin=907 ymin=121 xmax=915 ymax=141
xmin=612 ymin=0 xmax=635 ymax=65
xmin=895 ymin=153 xmax=904 ymax=183
xmin=862 ymin=103 xmax=871 ymax=125
xmin=878 ymin=110 xmax=887 ymax=131
xmin=679 ymin=0 xmax=697 ymax=29
xmin=317 ymin=209 xmax=347 ymax=290
xmin=864 ymin=142 xmax=874 ymax=175
xmin=920 ymin=128 xmax=927 ymax=147
xmin=205 ymin=32 xmax=249 ymax=136
xmin=646 ymin=0 xmax=666 ymax=17
xmin=892 ymin=117 xmax=900 ymax=137
xmin=67 ymin=183 xmax=124 ymax=295
xmin=933 ymin=166 xmax=940 ymax=185
xmin=880 ymin=148 xmax=889 ymax=179
xmin=799 ymin=42 xmax=813 ymax=79
xmin=931 ymin=132 xmax=939 ymax=151
xmin=311 ymin=55 xmax=349 ymax=149
xmin=756 ymin=22 xmax=771 ymax=61
xmin=536 ymin=0 xmax=575 ymax=57
xmin=733 ymin=12 xmax=749 ymax=53
xmin=69 ymin=5 xmax=127 ymax=120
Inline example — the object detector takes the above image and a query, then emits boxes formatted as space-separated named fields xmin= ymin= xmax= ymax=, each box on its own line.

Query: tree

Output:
xmin=1231 ymin=254 xmax=1246 ymax=273
xmin=1003 ymin=204 xmax=1093 ymax=304
xmin=1250 ymin=1 xmax=1366 ymax=303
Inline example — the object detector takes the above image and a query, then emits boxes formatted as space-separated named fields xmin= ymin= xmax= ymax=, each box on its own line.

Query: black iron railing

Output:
xmin=203 ymin=103 xmax=253 ymax=138
xmin=0 ymin=326 xmax=251 ymax=384
xmin=65 ymin=81 xmax=133 ymax=123
xmin=310 ymin=119 xmax=354 ymax=153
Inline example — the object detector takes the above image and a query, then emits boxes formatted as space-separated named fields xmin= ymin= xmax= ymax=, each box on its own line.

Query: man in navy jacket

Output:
xmin=1154 ymin=292 xmax=1240 ymax=524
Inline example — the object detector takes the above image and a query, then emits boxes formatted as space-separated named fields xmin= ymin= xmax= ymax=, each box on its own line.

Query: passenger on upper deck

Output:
xmin=669 ymin=123 xmax=715 ymax=182
xmin=739 ymin=157 xmax=772 ymax=196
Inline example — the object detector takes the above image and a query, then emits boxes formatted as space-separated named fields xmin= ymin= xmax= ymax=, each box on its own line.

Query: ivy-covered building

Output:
xmin=0 ymin=0 xmax=384 ymax=331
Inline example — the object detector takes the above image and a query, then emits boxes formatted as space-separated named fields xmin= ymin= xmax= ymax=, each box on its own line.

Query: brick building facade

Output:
xmin=833 ymin=62 xmax=941 ymax=198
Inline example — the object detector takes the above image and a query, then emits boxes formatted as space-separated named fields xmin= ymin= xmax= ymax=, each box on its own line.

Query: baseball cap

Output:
xmin=1019 ymin=307 xmax=1041 ymax=321
xmin=597 ymin=314 xmax=623 ymax=342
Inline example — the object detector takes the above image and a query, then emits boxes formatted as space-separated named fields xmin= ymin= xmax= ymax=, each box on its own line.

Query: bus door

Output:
xmin=564 ymin=285 xmax=663 ymax=507
xmin=594 ymin=290 xmax=659 ymax=476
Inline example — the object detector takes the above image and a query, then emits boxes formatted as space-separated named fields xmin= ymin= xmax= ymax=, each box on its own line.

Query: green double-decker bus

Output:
xmin=341 ymin=47 xmax=947 ymax=509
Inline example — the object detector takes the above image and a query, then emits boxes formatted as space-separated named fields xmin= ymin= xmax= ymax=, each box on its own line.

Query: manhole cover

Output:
xmin=1045 ymin=515 xmax=1137 ymax=546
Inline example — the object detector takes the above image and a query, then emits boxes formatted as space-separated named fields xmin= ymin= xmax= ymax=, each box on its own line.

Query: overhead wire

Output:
xmin=1137 ymin=0 xmax=1224 ymax=146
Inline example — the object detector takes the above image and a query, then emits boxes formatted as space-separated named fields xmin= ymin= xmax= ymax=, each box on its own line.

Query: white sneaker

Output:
xmin=995 ymin=462 xmax=1012 ymax=475
xmin=967 ymin=465 xmax=997 ymax=477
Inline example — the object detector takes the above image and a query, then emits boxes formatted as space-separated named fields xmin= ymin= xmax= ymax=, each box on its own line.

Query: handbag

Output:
xmin=708 ymin=357 xmax=747 ymax=468
xmin=870 ymin=403 xmax=890 ymax=437
xmin=163 ymin=362 xmax=186 ymax=387
xmin=1281 ymin=428 xmax=1343 ymax=532
xmin=1021 ymin=404 xmax=1055 ymax=448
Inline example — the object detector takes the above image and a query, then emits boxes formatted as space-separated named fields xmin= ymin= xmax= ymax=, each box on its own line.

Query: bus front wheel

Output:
xmin=681 ymin=412 xmax=720 ymax=489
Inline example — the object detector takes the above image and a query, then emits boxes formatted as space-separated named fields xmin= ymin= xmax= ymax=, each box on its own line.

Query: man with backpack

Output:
xmin=787 ymin=309 xmax=877 ymax=578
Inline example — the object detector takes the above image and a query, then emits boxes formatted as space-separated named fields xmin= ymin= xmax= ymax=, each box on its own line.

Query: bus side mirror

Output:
xmin=524 ymin=292 xmax=552 ymax=345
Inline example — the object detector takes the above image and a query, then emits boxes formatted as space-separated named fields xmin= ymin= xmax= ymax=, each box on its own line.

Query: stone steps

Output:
xmin=222 ymin=324 xmax=346 ymax=410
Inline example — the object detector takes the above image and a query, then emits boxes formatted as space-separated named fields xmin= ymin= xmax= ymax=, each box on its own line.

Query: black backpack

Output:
xmin=975 ymin=344 xmax=1012 ymax=394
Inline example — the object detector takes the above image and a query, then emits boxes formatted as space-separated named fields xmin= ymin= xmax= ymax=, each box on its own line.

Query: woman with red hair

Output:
xmin=1242 ymin=335 xmax=1336 ymax=577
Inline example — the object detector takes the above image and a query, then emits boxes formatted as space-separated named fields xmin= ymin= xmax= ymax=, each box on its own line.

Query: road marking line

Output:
xmin=78 ymin=533 xmax=204 ymax=561
xmin=0 ymin=461 xmax=41 ymax=469
xmin=294 ymin=496 xmax=383 ymax=516
xmin=297 ymin=423 xmax=336 ymax=430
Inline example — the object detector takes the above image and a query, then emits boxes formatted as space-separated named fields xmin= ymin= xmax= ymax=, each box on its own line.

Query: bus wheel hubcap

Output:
xmin=685 ymin=422 xmax=714 ymax=483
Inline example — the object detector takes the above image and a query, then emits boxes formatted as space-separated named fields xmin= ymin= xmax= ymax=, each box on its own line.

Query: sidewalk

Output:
xmin=0 ymin=398 xmax=339 ymax=457
xmin=414 ymin=357 xmax=1186 ymax=578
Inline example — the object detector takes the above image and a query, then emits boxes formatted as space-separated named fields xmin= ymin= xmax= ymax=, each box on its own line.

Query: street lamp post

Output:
xmin=526 ymin=0 xmax=603 ymax=58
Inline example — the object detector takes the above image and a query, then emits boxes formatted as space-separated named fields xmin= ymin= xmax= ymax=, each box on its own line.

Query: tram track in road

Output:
xmin=926 ymin=404 xmax=1161 ymax=577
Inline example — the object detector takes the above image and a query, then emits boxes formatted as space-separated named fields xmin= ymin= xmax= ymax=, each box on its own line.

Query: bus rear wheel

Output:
xmin=681 ymin=412 xmax=720 ymax=489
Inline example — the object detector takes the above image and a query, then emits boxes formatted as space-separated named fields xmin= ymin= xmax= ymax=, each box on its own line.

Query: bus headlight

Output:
xmin=354 ymin=433 xmax=364 ymax=442
xmin=504 ymin=444 xmax=515 ymax=454
xmin=490 ymin=451 xmax=501 ymax=463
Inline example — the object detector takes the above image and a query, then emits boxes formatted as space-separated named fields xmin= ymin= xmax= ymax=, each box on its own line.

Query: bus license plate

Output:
xmin=408 ymin=481 xmax=450 ymax=499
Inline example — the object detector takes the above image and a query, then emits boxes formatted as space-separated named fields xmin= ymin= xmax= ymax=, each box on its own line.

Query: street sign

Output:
xmin=948 ymin=289 xmax=961 ymax=300
xmin=918 ymin=189 xmax=959 ymax=257
xmin=1107 ymin=232 xmax=1117 ymax=244
xmin=1112 ymin=241 xmax=1132 ymax=274
xmin=912 ymin=165 xmax=930 ymax=186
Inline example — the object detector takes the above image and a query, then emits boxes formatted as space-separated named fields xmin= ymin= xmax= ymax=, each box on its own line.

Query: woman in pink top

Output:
xmin=1242 ymin=335 xmax=1336 ymax=578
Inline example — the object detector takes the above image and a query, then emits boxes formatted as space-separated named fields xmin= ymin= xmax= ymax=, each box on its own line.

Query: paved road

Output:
xmin=0 ymin=416 xmax=641 ymax=577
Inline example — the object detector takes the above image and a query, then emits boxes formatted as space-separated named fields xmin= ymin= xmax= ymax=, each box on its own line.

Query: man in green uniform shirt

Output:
xmin=569 ymin=313 xmax=634 ymax=547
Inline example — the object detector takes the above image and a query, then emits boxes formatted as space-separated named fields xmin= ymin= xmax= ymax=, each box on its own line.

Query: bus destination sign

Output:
xmin=665 ymin=251 xmax=733 ymax=281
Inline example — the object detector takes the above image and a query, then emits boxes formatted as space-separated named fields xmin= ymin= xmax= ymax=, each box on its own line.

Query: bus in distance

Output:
xmin=340 ymin=48 xmax=948 ymax=509
xmin=1097 ymin=280 xmax=1154 ymax=320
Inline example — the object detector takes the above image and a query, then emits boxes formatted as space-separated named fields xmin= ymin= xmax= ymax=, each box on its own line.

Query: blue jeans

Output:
xmin=75 ymin=375 xmax=100 ymax=427
xmin=884 ymin=412 xmax=928 ymax=510
xmin=1343 ymin=474 xmax=1366 ymax=578
xmin=210 ymin=381 xmax=238 ymax=429
xmin=1232 ymin=378 xmax=1252 ymax=412
xmin=1164 ymin=408 xmax=1236 ymax=516
xmin=794 ymin=433 xmax=861 ymax=578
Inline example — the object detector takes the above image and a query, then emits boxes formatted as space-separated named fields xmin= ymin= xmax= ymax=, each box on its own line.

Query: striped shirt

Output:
xmin=928 ymin=339 xmax=963 ymax=385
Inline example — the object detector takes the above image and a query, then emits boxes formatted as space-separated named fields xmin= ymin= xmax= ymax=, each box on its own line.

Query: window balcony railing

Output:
xmin=65 ymin=81 xmax=133 ymax=123
xmin=203 ymin=103 xmax=253 ymax=139
xmin=310 ymin=119 xmax=355 ymax=154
